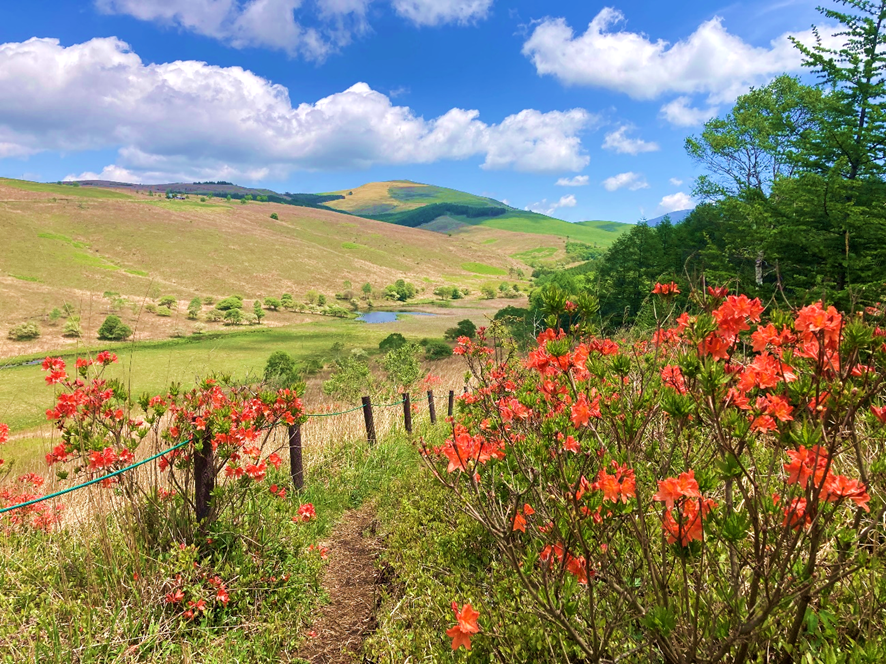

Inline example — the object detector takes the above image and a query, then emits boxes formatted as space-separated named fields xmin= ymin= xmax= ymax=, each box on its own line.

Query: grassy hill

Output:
xmin=0 ymin=177 xmax=520 ymax=343
xmin=325 ymin=180 xmax=631 ymax=254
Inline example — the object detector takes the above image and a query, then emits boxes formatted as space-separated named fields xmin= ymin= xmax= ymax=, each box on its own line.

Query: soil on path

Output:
xmin=297 ymin=504 xmax=383 ymax=664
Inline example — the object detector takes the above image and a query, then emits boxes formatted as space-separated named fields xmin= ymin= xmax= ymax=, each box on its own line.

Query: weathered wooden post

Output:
xmin=402 ymin=393 xmax=412 ymax=433
xmin=289 ymin=423 xmax=304 ymax=491
xmin=427 ymin=390 xmax=436 ymax=424
xmin=362 ymin=396 xmax=377 ymax=445
xmin=194 ymin=433 xmax=215 ymax=526
xmin=448 ymin=390 xmax=455 ymax=418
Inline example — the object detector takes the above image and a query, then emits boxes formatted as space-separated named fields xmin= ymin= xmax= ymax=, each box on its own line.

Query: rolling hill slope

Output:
xmin=324 ymin=180 xmax=632 ymax=251
xmin=0 ymin=177 xmax=519 ymax=329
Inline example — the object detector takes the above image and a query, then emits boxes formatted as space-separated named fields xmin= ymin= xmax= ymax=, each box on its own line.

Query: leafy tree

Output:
xmin=264 ymin=297 xmax=281 ymax=310
xmin=223 ymin=308 xmax=243 ymax=326
xmin=384 ymin=279 xmax=417 ymax=302
xmin=158 ymin=296 xmax=177 ymax=309
xmin=361 ymin=282 xmax=373 ymax=299
xmin=791 ymin=0 xmax=886 ymax=180
xmin=317 ymin=294 xmax=327 ymax=307
xmin=253 ymin=300 xmax=265 ymax=324
xmin=450 ymin=287 xmax=463 ymax=300
xmin=433 ymin=286 xmax=452 ymax=300
xmin=686 ymin=75 xmax=821 ymax=198
xmin=481 ymin=285 xmax=497 ymax=299
xmin=383 ymin=342 xmax=422 ymax=391
xmin=379 ymin=332 xmax=408 ymax=353
xmin=187 ymin=298 xmax=202 ymax=320
xmin=444 ymin=319 xmax=477 ymax=341
xmin=215 ymin=296 xmax=244 ymax=311
xmin=97 ymin=315 xmax=132 ymax=341
xmin=306 ymin=290 xmax=319 ymax=305
xmin=323 ymin=357 xmax=374 ymax=402
xmin=48 ymin=308 xmax=63 ymax=325
xmin=264 ymin=352 xmax=301 ymax=388
xmin=270 ymin=213 xmax=279 ymax=220
xmin=281 ymin=293 xmax=294 ymax=309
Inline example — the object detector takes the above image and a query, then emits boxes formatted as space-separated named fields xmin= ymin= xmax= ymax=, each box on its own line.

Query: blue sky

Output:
xmin=0 ymin=0 xmax=827 ymax=223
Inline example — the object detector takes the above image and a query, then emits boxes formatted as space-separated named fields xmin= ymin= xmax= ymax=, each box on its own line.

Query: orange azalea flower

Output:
xmin=570 ymin=393 xmax=601 ymax=427
xmin=446 ymin=602 xmax=480 ymax=651
xmin=823 ymin=475 xmax=871 ymax=512
xmin=872 ymin=405 xmax=886 ymax=424
xmin=653 ymin=470 xmax=701 ymax=510
xmin=513 ymin=511 xmax=527 ymax=533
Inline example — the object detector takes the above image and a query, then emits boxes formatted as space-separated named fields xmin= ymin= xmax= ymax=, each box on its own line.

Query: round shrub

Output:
xmin=8 ymin=321 xmax=40 ymax=341
xmin=97 ymin=315 xmax=132 ymax=341
xmin=155 ymin=306 xmax=172 ymax=317
xmin=423 ymin=339 xmax=452 ymax=360
xmin=379 ymin=333 xmax=407 ymax=353
xmin=62 ymin=320 xmax=82 ymax=338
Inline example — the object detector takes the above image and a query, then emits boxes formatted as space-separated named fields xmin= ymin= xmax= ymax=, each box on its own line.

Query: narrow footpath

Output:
xmin=296 ymin=504 xmax=383 ymax=664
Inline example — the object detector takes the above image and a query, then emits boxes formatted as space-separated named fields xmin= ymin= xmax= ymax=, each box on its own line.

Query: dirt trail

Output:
xmin=297 ymin=504 xmax=383 ymax=664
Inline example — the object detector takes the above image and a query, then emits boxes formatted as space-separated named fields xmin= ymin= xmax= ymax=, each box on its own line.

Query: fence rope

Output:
xmin=0 ymin=440 xmax=190 ymax=515
xmin=1 ymin=392 xmax=433 ymax=515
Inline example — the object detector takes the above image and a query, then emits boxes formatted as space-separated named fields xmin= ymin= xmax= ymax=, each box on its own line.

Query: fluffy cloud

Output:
xmin=602 ymin=171 xmax=648 ymax=192
xmin=97 ymin=0 xmax=493 ymax=59
xmin=0 ymin=37 xmax=591 ymax=181
xmin=556 ymin=175 xmax=589 ymax=187
xmin=660 ymin=97 xmax=718 ymax=127
xmin=522 ymin=8 xmax=839 ymax=103
xmin=526 ymin=194 xmax=576 ymax=216
xmin=391 ymin=0 xmax=493 ymax=26
xmin=669 ymin=177 xmax=683 ymax=186
xmin=602 ymin=126 xmax=659 ymax=155
xmin=658 ymin=192 xmax=695 ymax=213
xmin=96 ymin=0 xmax=370 ymax=61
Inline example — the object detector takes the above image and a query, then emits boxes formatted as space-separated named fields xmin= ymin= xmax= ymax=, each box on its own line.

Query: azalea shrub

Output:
xmin=423 ymin=288 xmax=886 ymax=662
xmin=39 ymin=353 xmax=306 ymax=541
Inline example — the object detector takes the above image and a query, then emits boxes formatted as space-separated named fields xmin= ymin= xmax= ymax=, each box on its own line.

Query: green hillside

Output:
xmin=324 ymin=180 xmax=632 ymax=248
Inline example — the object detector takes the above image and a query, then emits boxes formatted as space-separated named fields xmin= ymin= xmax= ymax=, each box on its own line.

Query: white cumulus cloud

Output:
xmin=556 ymin=175 xmax=589 ymax=187
xmin=0 ymin=37 xmax=592 ymax=182
xmin=660 ymin=96 xmax=718 ymax=127
xmin=391 ymin=0 xmax=493 ymax=26
xmin=602 ymin=125 xmax=659 ymax=155
xmin=602 ymin=171 xmax=648 ymax=192
xmin=96 ymin=0 xmax=494 ymax=59
xmin=522 ymin=7 xmax=840 ymax=104
xmin=658 ymin=192 xmax=695 ymax=213
xmin=669 ymin=177 xmax=683 ymax=186
xmin=526 ymin=194 xmax=576 ymax=216
xmin=96 ymin=0 xmax=370 ymax=61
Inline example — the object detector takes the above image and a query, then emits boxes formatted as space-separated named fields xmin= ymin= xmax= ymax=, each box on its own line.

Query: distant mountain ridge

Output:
xmin=645 ymin=209 xmax=693 ymax=227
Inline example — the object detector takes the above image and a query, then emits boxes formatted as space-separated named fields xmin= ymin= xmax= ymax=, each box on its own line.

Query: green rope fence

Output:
xmin=0 ymin=439 xmax=190 ymax=515
xmin=0 ymin=392 xmax=443 ymax=516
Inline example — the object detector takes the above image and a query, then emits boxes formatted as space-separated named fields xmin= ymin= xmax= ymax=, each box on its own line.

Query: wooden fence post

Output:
xmin=402 ymin=393 xmax=412 ymax=433
xmin=194 ymin=433 xmax=215 ymax=526
xmin=448 ymin=390 xmax=455 ymax=418
xmin=427 ymin=390 xmax=436 ymax=424
xmin=289 ymin=423 xmax=304 ymax=491
xmin=362 ymin=396 xmax=377 ymax=445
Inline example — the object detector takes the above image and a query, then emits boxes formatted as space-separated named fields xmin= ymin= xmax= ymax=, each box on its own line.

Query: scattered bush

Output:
xmin=264 ymin=351 xmax=301 ymax=387
xmin=145 ymin=303 xmax=158 ymax=314
xmin=7 ymin=321 xmax=40 ymax=341
xmin=444 ymin=319 xmax=477 ymax=341
xmin=202 ymin=296 xmax=215 ymax=305
xmin=423 ymin=339 xmax=452 ymax=360
xmin=48 ymin=308 xmax=63 ymax=325
xmin=223 ymin=308 xmax=244 ymax=325
xmin=205 ymin=309 xmax=225 ymax=322
xmin=155 ymin=306 xmax=172 ymax=317
xmin=62 ymin=319 xmax=82 ymax=338
xmin=264 ymin=297 xmax=281 ymax=311
xmin=187 ymin=297 xmax=202 ymax=319
xmin=158 ymin=296 xmax=177 ymax=309
xmin=281 ymin=293 xmax=294 ymax=309
xmin=480 ymin=285 xmax=497 ymax=299
xmin=323 ymin=356 xmax=375 ymax=402
xmin=170 ymin=327 xmax=187 ymax=338
xmin=270 ymin=212 xmax=279 ymax=220
xmin=383 ymin=343 xmax=422 ymax=392
xmin=379 ymin=333 xmax=408 ymax=353
xmin=97 ymin=315 xmax=131 ymax=341
xmin=384 ymin=279 xmax=417 ymax=302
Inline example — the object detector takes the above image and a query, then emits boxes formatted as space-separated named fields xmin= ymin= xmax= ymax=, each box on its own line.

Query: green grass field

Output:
xmin=0 ymin=178 xmax=133 ymax=199
xmin=470 ymin=213 xmax=631 ymax=246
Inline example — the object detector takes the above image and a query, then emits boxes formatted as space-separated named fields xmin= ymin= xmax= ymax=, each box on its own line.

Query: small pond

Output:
xmin=356 ymin=311 xmax=437 ymax=324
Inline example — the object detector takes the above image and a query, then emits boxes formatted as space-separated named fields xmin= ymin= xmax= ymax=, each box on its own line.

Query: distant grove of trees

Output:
xmin=372 ymin=203 xmax=508 ymax=228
